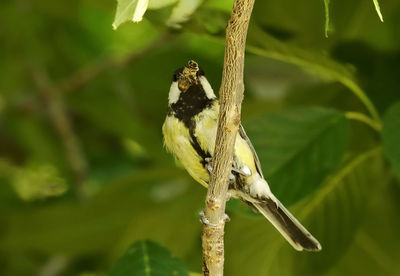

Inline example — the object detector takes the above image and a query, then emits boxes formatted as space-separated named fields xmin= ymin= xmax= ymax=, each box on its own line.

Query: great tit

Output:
xmin=162 ymin=60 xmax=321 ymax=251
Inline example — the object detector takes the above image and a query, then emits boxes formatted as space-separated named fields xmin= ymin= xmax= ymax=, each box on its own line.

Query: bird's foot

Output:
xmin=199 ymin=210 xmax=217 ymax=227
xmin=231 ymin=166 xmax=252 ymax=177
xmin=224 ymin=213 xmax=230 ymax=222
xmin=204 ymin=157 xmax=239 ymax=184
xmin=226 ymin=192 xmax=231 ymax=202
xmin=199 ymin=210 xmax=230 ymax=226
xmin=204 ymin=157 xmax=213 ymax=174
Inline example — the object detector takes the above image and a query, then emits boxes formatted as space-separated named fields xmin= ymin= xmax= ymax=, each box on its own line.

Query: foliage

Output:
xmin=245 ymin=107 xmax=350 ymax=206
xmin=323 ymin=0 xmax=331 ymax=37
xmin=382 ymin=102 xmax=400 ymax=178
xmin=373 ymin=0 xmax=384 ymax=22
xmin=226 ymin=148 xmax=385 ymax=275
xmin=109 ymin=240 xmax=188 ymax=275
xmin=0 ymin=0 xmax=399 ymax=275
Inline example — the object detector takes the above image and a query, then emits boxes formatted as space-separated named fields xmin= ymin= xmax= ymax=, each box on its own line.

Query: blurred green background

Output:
xmin=1 ymin=0 xmax=400 ymax=275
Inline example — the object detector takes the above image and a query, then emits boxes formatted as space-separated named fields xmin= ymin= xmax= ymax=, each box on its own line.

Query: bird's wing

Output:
xmin=238 ymin=124 xmax=264 ymax=178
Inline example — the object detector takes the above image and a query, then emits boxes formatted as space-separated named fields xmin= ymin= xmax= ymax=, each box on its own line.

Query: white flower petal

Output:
xmin=132 ymin=0 xmax=149 ymax=22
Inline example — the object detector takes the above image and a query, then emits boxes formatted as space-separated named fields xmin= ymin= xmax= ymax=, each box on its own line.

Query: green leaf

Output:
xmin=109 ymin=240 xmax=188 ymax=276
xmin=244 ymin=27 xmax=381 ymax=122
xmin=12 ymin=163 xmax=68 ymax=201
xmin=373 ymin=0 xmax=384 ymax=22
xmin=226 ymin=148 xmax=384 ymax=276
xmin=328 ymin=231 xmax=400 ymax=276
xmin=382 ymin=101 xmax=400 ymax=179
xmin=323 ymin=0 xmax=330 ymax=37
xmin=244 ymin=107 xmax=350 ymax=205
xmin=325 ymin=176 xmax=400 ymax=276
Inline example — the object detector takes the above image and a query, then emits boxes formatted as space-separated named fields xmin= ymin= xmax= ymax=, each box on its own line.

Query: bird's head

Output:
xmin=168 ymin=60 xmax=215 ymax=105
xmin=173 ymin=60 xmax=205 ymax=92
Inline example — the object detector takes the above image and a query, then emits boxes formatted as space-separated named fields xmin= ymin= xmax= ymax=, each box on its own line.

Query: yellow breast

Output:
xmin=162 ymin=101 xmax=258 ymax=188
xmin=162 ymin=116 xmax=210 ymax=187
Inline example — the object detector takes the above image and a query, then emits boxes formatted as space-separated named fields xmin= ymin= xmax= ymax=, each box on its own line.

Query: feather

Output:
xmin=252 ymin=195 xmax=321 ymax=251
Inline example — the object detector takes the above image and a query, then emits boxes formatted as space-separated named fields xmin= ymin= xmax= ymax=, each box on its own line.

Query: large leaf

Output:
xmin=244 ymin=107 xmax=350 ymax=205
xmin=325 ymin=179 xmax=400 ymax=276
xmin=326 ymin=231 xmax=399 ymax=276
xmin=195 ymin=23 xmax=380 ymax=121
xmin=245 ymin=27 xmax=380 ymax=122
xmin=382 ymin=101 xmax=400 ymax=179
xmin=109 ymin=240 xmax=188 ymax=276
xmin=225 ymin=148 xmax=384 ymax=276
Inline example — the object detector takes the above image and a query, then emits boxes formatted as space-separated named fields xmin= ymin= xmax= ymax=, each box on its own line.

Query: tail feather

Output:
xmin=252 ymin=196 xmax=321 ymax=251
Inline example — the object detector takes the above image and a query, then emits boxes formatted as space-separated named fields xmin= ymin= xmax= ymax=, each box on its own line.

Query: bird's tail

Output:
xmin=252 ymin=195 xmax=321 ymax=251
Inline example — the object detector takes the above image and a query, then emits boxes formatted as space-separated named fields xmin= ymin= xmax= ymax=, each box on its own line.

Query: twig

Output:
xmin=201 ymin=0 xmax=255 ymax=275
xmin=58 ymin=33 xmax=172 ymax=94
xmin=32 ymin=68 xmax=88 ymax=199
xmin=345 ymin=111 xmax=382 ymax=132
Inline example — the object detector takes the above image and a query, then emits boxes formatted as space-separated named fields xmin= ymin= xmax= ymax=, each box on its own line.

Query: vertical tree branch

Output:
xmin=201 ymin=0 xmax=255 ymax=275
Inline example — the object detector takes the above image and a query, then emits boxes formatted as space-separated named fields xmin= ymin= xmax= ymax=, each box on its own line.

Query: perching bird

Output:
xmin=162 ymin=60 xmax=321 ymax=251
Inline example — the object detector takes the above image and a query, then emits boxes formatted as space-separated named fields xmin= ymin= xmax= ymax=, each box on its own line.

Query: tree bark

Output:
xmin=201 ymin=0 xmax=255 ymax=275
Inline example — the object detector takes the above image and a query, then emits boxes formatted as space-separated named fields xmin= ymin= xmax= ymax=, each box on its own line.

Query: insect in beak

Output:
xmin=178 ymin=60 xmax=199 ymax=92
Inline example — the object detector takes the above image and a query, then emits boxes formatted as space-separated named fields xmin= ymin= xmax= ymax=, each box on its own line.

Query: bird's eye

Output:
xmin=173 ymin=67 xmax=184 ymax=82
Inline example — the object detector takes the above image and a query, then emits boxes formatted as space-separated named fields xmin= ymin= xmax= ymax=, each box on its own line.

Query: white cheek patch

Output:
xmin=199 ymin=76 xmax=216 ymax=99
xmin=168 ymin=81 xmax=181 ymax=104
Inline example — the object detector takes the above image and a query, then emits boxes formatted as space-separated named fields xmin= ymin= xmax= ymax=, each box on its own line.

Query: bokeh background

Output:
xmin=1 ymin=0 xmax=400 ymax=275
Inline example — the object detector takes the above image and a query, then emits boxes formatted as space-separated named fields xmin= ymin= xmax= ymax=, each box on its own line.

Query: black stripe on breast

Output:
xmin=189 ymin=126 xmax=211 ymax=166
xmin=168 ymin=81 xmax=215 ymax=167
xmin=169 ymin=83 xmax=214 ymax=128
xmin=168 ymin=82 xmax=214 ymax=166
